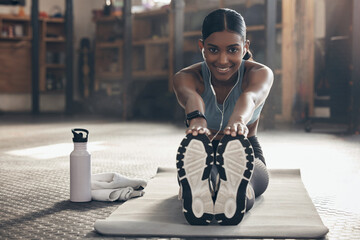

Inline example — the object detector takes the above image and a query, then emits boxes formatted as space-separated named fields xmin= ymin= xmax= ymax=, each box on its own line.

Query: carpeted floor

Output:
xmin=0 ymin=115 xmax=359 ymax=239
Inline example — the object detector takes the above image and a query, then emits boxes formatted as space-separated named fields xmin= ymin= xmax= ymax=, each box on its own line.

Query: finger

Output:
xmin=205 ymin=128 xmax=211 ymax=136
xmin=243 ymin=126 xmax=249 ymax=136
xmin=224 ymin=126 xmax=231 ymax=135
xmin=243 ymin=128 xmax=248 ymax=137
xmin=187 ymin=126 xmax=196 ymax=135
xmin=231 ymin=125 xmax=237 ymax=137
xmin=237 ymin=124 xmax=248 ymax=136
xmin=192 ymin=126 xmax=200 ymax=136
xmin=198 ymin=128 xmax=205 ymax=134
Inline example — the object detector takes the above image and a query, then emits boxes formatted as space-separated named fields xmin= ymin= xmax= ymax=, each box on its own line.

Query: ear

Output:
xmin=243 ymin=39 xmax=250 ymax=55
xmin=198 ymin=39 xmax=205 ymax=56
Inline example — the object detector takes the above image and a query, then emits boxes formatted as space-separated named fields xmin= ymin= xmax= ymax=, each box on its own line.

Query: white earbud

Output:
xmin=201 ymin=48 xmax=205 ymax=59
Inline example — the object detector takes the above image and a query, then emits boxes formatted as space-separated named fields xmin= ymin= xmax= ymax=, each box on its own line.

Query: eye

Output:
xmin=228 ymin=47 xmax=239 ymax=54
xmin=208 ymin=48 xmax=218 ymax=53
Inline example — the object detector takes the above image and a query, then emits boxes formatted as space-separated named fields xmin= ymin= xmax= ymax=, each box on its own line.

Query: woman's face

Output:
xmin=199 ymin=30 xmax=249 ymax=83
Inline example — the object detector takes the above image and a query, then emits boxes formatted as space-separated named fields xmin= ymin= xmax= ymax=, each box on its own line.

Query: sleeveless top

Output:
xmin=200 ymin=60 xmax=264 ymax=131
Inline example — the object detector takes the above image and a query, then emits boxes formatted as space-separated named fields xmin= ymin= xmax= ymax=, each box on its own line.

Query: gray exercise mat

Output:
xmin=94 ymin=168 xmax=329 ymax=239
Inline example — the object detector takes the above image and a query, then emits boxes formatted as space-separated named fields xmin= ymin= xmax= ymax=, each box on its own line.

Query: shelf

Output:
xmin=0 ymin=14 xmax=30 ymax=21
xmin=184 ymin=31 xmax=201 ymax=38
xmin=247 ymin=23 xmax=282 ymax=32
xmin=96 ymin=70 xmax=169 ymax=80
xmin=133 ymin=70 xmax=168 ymax=79
xmin=95 ymin=16 xmax=123 ymax=23
xmin=44 ymin=37 xmax=65 ymax=42
xmin=0 ymin=36 xmax=31 ymax=41
xmin=134 ymin=8 xmax=170 ymax=18
xmin=183 ymin=24 xmax=283 ymax=38
xmin=184 ymin=4 xmax=219 ymax=13
xmin=46 ymin=64 xmax=65 ymax=69
xmin=96 ymin=41 xmax=123 ymax=48
xmin=133 ymin=37 xmax=169 ymax=46
xmin=97 ymin=71 xmax=122 ymax=79
xmin=39 ymin=17 xmax=65 ymax=23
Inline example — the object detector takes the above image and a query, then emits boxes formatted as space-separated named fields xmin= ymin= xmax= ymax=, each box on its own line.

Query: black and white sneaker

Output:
xmin=214 ymin=134 xmax=254 ymax=225
xmin=176 ymin=133 xmax=214 ymax=225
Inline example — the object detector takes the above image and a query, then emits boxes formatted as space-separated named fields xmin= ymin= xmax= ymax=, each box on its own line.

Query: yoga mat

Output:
xmin=94 ymin=168 xmax=329 ymax=239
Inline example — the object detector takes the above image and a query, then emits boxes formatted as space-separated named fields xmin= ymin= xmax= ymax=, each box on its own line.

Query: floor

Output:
xmin=0 ymin=115 xmax=359 ymax=240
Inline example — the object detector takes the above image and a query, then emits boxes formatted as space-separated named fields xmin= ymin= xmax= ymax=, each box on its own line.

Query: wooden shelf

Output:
xmin=0 ymin=14 xmax=30 ymax=21
xmin=134 ymin=8 xmax=170 ymax=18
xmin=133 ymin=70 xmax=168 ymax=79
xmin=0 ymin=14 xmax=32 ymax=93
xmin=40 ymin=17 xmax=65 ymax=23
xmin=96 ymin=41 xmax=123 ymax=48
xmin=184 ymin=5 xmax=218 ymax=13
xmin=247 ymin=23 xmax=283 ymax=32
xmin=0 ymin=36 xmax=31 ymax=41
xmin=184 ymin=31 xmax=201 ymax=38
xmin=94 ymin=5 xmax=172 ymax=99
xmin=97 ymin=71 xmax=122 ymax=79
xmin=39 ymin=18 xmax=66 ymax=92
xmin=95 ymin=16 xmax=122 ymax=23
xmin=96 ymin=70 xmax=169 ymax=80
xmin=133 ymin=37 xmax=169 ymax=46
xmin=44 ymin=37 xmax=65 ymax=42
xmin=183 ymin=24 xmax=282 ymax=38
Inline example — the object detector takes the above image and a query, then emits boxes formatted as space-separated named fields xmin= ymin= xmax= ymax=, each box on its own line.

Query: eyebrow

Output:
xmin=207 ymin=43 xmax=241 ymax=48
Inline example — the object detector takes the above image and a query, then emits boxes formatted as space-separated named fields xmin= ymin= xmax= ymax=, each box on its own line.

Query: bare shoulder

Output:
xmin=174 ymin=62 xmax=202 ymax=82
xmin=173 ymin=62 xmax=204 ymax=92
xmin=245 ymin=60 xmax=273 ymax=78
xmin=243 ymin=60 xmax=274 ymax=87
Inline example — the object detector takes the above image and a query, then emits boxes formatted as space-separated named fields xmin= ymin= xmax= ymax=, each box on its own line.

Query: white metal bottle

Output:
xmin=70 ymin=128 xmax=91 ymax=202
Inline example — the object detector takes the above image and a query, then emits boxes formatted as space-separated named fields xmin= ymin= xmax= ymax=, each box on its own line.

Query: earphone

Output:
xmin=205 ymin=62 xmax=240 ymax=142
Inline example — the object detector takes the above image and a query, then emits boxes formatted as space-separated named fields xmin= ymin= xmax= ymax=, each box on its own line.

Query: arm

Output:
xmin=225 ymin=65 xmax=274 ymax=137
xmin=173 ymin=70 xmax=210 ymax=136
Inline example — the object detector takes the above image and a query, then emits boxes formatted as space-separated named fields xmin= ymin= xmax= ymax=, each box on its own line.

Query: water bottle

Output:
xmin=70 ymin=128 xmax=92 ymax=202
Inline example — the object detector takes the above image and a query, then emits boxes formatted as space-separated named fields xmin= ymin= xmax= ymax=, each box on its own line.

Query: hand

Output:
xmin=186 ymin=125 xmax=211 ymax=136
xmin=185 ymin=117 xmax=210 ymax=136
xmin=224 ymin=122 xmax=249 ymax=137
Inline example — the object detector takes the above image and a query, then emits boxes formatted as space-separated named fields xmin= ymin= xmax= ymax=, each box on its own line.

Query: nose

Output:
xmin=218 ymin=51 xmax=228 ymax=65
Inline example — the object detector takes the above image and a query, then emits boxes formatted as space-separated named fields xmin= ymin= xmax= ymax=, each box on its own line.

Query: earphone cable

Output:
xmin=206 ymin=64 xmax=240 ymax=142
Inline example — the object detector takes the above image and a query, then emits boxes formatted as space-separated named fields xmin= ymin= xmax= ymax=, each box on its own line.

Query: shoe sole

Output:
xmin=176 ymin=133 xmax=214 ymax=225
xmin=214 ymin=134 xmax=254 ymax=225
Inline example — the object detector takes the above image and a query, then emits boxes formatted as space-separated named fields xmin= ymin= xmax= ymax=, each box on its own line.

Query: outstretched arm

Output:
xmin=225 ymin=65 xmax=274 ymax=137
xmin=173 ymin=70 xmax=210 ymax=136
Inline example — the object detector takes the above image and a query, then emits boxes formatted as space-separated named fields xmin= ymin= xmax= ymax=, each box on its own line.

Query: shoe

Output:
xmin=176 ymin=133 xmax=214 ymax=225
xmin=214 ymin=134 xmax=254 ymax=225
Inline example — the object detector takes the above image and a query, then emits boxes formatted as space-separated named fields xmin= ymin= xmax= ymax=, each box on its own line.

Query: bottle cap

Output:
xmin=71 ymin=128 xmax=89 ymax=142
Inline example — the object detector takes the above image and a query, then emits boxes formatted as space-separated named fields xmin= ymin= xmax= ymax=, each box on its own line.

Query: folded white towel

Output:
xmin=91 ymin=172 xmax=147 ymax=190
xmin=91 ymin=187 xmax=145 ymax=202
xmin=91 ymin=172 xmax=147 ymax=202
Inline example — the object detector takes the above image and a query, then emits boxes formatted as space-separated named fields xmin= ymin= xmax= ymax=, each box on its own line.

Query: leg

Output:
xmin=244 ymin=158 xmax=268 ymax=212
xmin=248 ymin=136 xmax=269 ymax=198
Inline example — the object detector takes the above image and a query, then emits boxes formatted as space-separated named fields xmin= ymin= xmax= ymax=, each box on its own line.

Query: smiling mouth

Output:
xmin=216 ymin=66 xmax=231 ymax=73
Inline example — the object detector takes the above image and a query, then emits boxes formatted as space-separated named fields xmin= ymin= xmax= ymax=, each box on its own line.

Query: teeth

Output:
xmin=217 ymin=67 xmax=230 ymax=72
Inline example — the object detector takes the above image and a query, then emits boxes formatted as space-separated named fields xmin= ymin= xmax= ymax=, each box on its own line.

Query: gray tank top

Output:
xmin=200 ymin=60 xmax=264 ymax=131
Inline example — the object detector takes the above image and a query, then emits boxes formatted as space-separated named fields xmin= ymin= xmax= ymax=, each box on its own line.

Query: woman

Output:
xmin=173 ymin=8 xmax=273 ymax=225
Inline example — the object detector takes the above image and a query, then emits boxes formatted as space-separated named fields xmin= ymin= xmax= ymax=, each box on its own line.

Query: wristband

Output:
xmin=185 ymin=110 xmax=206 ymax=127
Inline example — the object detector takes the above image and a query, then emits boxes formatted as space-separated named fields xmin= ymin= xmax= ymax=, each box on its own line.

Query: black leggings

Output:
xmin=212 ymin=136 xmax=269 ymax=211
